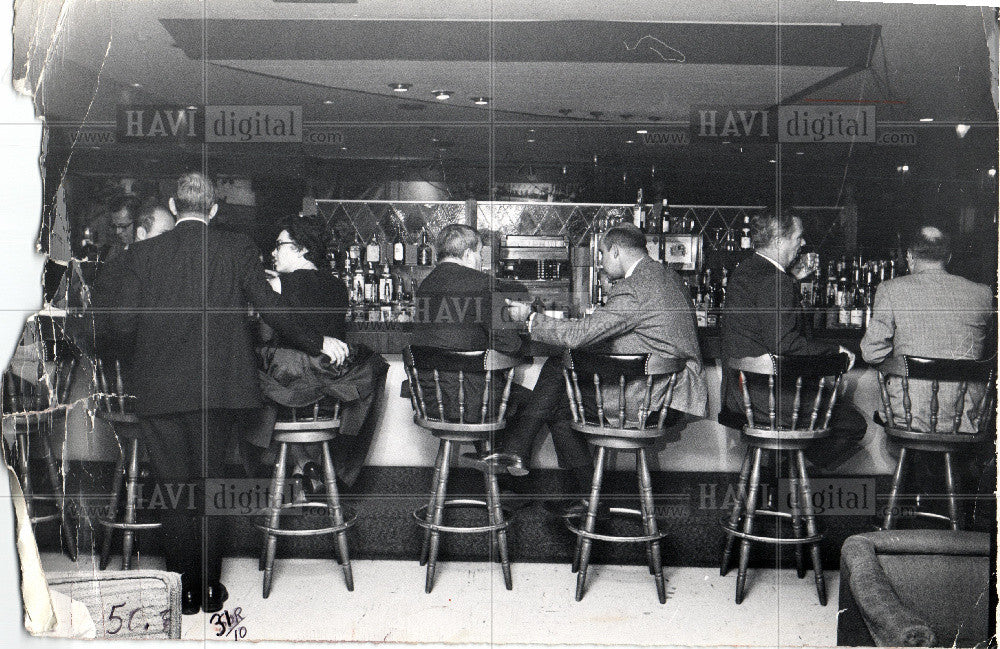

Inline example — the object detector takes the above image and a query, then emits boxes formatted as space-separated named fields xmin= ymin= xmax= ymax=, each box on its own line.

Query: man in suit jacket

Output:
xmin=720 ymin=209 xmax=864 ymax=469
xmin=412 ymin=224 xmax=531 ymax=473
xmin=102 ymin=173 xmax=347 ymax=614
xmin=506 ymin=223 xmax=708 ymax=508
xmin=861 ymin=226 xmax=994 ymax=433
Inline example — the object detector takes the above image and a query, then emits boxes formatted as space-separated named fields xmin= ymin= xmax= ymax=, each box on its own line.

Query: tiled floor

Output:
xmin=41 ymin=552 xmax=840 ymax=645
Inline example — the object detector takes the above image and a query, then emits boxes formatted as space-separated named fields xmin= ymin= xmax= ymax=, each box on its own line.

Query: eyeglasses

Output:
xmin=274 ymin=241 xmax=297 ymax=249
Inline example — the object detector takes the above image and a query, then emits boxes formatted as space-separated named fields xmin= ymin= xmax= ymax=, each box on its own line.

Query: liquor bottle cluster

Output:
xmin=800 ymin=253 xmax=905 ymax=329
xmin=689 ymin=267 xmax=728 ymax=327
xmin=629 ymin=190 xmax=699 ymax=237
xmin=327 ymin=226 xmax=436 ymax=323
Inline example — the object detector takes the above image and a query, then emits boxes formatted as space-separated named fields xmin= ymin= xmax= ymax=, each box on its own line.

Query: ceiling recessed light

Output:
xmin=528 ymin=128 xmax=535 ymax=133
xmin=989 ymin=168 xmax=997 ymax=178
xmin=341 ymin=146 xmax=347 ymax=151
xmin=769 ymin=159 xmax=777 ymax=164
xmin=527 ymin=139 xmax=536 ymax=143
xmin=471 ymin=96 xmax=490 ymax=105
xmin=433 ymin=90 xmax=453 ymax=100
xmin=323 ymin=100 xmax=334 ymax=105
xmin=130 ymin=83 xmax=143 ymax=88
xmin=186 ymin=105 xmax=198 ymax=110
xmin=795 ymin=151 xmax=805 ymax=155
xmin=625 ymin=140 xmax=635 ymax=144
xmin=636 ymin=129 xmax=648 ymax=134
xmin=389 ymin=83 xmax=412 ymax=92
xmin=919 ymin=117 xmax=934 ymax=122
xmin=901 ymin=164 xmax=910 ymax=172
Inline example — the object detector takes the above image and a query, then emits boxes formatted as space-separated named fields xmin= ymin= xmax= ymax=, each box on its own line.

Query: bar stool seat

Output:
xmin=561 ymin=350 xmax=686 ymax=604
xmin=875 ymin=355 xmax=995 ymax=531
xmin=254 ymin=401 xmax=355 ymax=598
xmin=3 ymin=356 xmax=79 ymax=562
xmin=403 ymin=345 xmax=524 ymax=594
xmin=94 ymin=359 xmax=161 ymax=570
xmin=719 ymin=352 xmax=851 ymax=606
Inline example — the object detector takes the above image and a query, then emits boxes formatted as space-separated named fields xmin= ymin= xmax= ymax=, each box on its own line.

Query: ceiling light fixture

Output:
xmin=472 ymin=96 xmax=490 ymax=105
xmin=769 ymin=159 xmax=777 ymax=164
xmin=130 ymin=83 xmax=142 ymax=88
xmin=919 ymin=117 xmax=934 ymax=122
xmin=433 ymin=90 xmax=453 ymax=100
xmin=389 ymin=83 xmax=412 ymax=92
xmin=527 ymin=139 xmax=536 ymax=143
xmin=636 ymin=129 xmax=648 ymax=134
xmin=989 ymin=168 xmax=997 ymax=178
xmin=323 ymin=100 xmax=334 ymax=105
xmin=186 ymin=105 xmax=198 ymax=110
xmin=956 ymin=123 xmax=971 ymax=138
xmin=625 ymin=140 xmax=635 ymax=144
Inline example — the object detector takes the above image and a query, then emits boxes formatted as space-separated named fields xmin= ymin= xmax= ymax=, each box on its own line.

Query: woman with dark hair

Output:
xmin=245 ymin=215 xmax=387 ymax=493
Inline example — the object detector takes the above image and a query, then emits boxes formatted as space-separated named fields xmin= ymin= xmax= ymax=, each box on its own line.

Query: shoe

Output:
xmin=202 ymin=583 xmax=229 ymax=614
xmin=461 ymin=452 xmax=529 ymax=477
xmin=542 ymin=498 xmax=612 ymax=519
xmin=301 ymin=462 xmax=326 ymax=494
xmin=181 ymin=588 xmax=201 ymax=616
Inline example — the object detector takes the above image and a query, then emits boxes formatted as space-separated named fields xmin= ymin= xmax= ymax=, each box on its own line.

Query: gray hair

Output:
xmin=174 ymin=172 xmax=215 ymax=214
xmin=435 ymin=224 xmax=480 ymax=260
xmin=750 ymin=209 xmax=799 ymax=249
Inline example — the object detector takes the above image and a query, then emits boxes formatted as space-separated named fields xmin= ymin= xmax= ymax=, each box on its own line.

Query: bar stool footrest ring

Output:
xmin=413 ymin=499 xmax=512 ymax=534
xmin=720 ymin=510 xmax=824 ymax=545
xmin=254 ymin=502 xmax=357 ymax=537
xmin=565 ymin=507 xmax=669 ymax=544
xmin=97 ymin=517 xmax=163 ymax=531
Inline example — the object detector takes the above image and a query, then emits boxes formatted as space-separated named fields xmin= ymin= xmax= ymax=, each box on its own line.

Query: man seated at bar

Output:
xmin=860 ymin=225 xmax=993 ymax=433
xmin=412 ymin=223 xmax=531 ymax=474
xmin=506 ymin=223 xmax=708 ymax=514
xmin=719 ymin=208 xmax=864 ymax=469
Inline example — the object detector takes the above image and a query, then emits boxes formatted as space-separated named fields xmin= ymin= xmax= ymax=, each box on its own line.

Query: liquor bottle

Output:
xmin=417 ymin=229 xmax=433 ymax=266
xmin=366 ymin=234 xmax=381 ymax=265
xmin=348 ymin=233 xmax=362 ymax=264
xmin=659 ymin=198 xmax=670 ymax=234
xmin=364 ymin=262 xmax=376 ymax=304
xmin=351 ymin=262 xmax=365 ymax=305
xmin=379 ymin=263 xmax=394 ymax=304
xmin=739 ymin=214 xmax=752 ymax=250
xmin=633 ymin=188 xmax=644 ymax=230
xmin=392 ymin=228 xmax=405 ymax=265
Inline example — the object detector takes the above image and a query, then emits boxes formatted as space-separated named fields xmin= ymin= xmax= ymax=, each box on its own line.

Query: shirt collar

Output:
xmin=174 ymin=216 xmax=208 ymax=226
xmin=624 ymin=257 xmax=643 ymax=279
xmin=755 ymin=251 xmax=786 ymax=273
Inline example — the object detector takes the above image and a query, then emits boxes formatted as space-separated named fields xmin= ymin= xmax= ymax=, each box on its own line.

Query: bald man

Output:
xmin=862 ymin=225 xmax=994 ymax=433
xmin=135 ymin=205 xmax=175 ymax=242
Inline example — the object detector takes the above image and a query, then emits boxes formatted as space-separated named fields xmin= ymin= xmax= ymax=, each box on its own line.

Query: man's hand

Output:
xmin=838 ymin=345 xmax=856 ymax=372
xmin=504 ymin=299 xmax=532 ymax=322
xmin=322 ymin=336 xmax=349 ymax=366
xmin=264 ymin=269 xmax=281 ymax=293
xmin=789 ymin=254 xmax=819 ymax=280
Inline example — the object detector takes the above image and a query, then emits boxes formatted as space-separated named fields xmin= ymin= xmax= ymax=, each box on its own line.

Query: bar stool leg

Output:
xmin=794 ymin=449 xmax=827 ymax=606
xmin=786 ymin=450 xmax=806 ymax=579
xmin=735 ymin=447 xmax=763 ymax=604
xmin=120 ymin=438 xmax=142 ymax=570
xmin=637 ymin=448 xmax=666 ymax=604
xmin=572 ymin=448 xmax=609 ymax=575
xmin=262 ymin=443 xmax=289 ymax=598
xmin=320 ymin=442 xmax=354 ymax=592
xmin=15 ymin=430 xmax=35 ymax=521
xmin=39 ymin=425 xmax=77 ymax=561
xmin=420 ymin=442 xmax=447 ymax=566
xmin=425 ymin=439 xmax=453 ymax=594
xmin=943 ymin=452 xmax=960 ymax=531
xmin=484 ymin=466 xmax=512 ymax=590
xmin=575 ymin=446 xmax=607 ymax=602
xmin=882 ymin=447 xmax=907 ymax=531
xmin=100 ymin=453 xmax=126 ymax=569
xmin=720 ymin=447 xmax=753 ymax=577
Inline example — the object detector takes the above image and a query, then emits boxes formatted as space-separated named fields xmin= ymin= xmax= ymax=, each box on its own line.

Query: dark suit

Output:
xmin=413 ymin=261 xmax=529 ymax=423
xmin=720 ymin=253 xmax=865 ymax=466
xmin=101 ymin=218 xmax=323 ymax=590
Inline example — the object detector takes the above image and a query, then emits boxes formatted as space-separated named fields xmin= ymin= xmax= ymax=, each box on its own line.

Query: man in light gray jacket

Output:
xmin=505 ymin=223 xmax=708 ymax=511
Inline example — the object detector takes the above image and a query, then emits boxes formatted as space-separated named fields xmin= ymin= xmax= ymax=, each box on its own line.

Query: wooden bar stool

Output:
xmin=255 ymin=400 xmax=355 ymax=598
xmin=95 ymin=358 xmax=161 ymax=570
xmin=719 ymin=352 xmax=850 ymax=606
xmin=561 ymin=350 xmax=685 ymax=604
xmin=2 ymin=358 xmax=78 ymax=562
xmin=874 ymin=356 xmax=995 ymax=531
xmin=403 ymin=345 xmax=523 ymax=594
